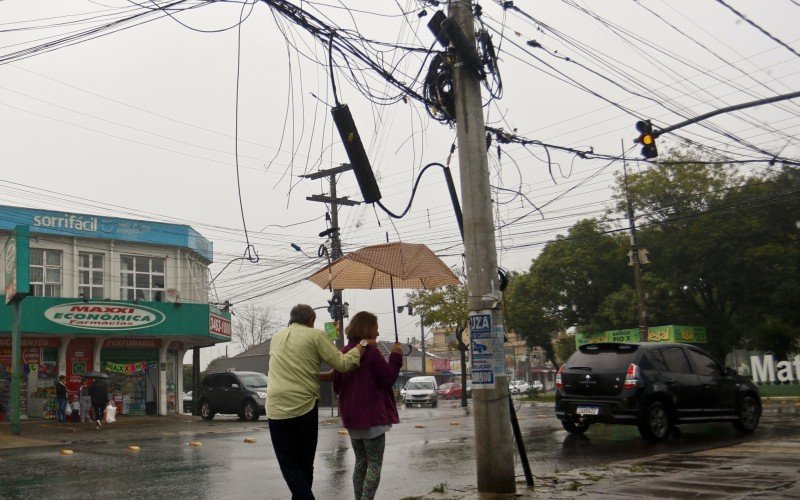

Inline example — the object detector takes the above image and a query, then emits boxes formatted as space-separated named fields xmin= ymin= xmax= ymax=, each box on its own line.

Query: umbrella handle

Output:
xmin=390 ymin=275 xmax=399 ymax=343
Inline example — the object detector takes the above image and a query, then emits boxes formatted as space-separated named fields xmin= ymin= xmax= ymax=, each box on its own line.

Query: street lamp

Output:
xmin=397 ymin=304 xmax=427 ymax=375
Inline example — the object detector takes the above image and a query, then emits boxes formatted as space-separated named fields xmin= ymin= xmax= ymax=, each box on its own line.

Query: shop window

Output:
xmin=120 ymin=255 xmax=165 ymax=301
xmin=30 ymin=248 xmax=62 ymax=297
xmin=78 ymin=252 xmax=104 ymax=299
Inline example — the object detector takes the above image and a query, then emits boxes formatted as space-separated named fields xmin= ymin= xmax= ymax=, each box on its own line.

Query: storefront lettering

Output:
xmin=0 ymin=337 xmax=60 ymax=348
xmin=209 ymin=314 xmax=231 ymax=337
xmin=104 ymin=339 xmax=161 ymax=348
xmin=44 ymin=302 xmax=165 ymax=330
xmin=750 ymin=354 xmax=800 ymax=384
xmin=33 ymin=213 xmax=98 ymax=232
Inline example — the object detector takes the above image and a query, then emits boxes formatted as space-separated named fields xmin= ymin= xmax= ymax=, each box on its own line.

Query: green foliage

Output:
xmin=507 ymin=150 xmax=799 ymax=359
xmin=431 ymin=482 xmax=447 ymax=493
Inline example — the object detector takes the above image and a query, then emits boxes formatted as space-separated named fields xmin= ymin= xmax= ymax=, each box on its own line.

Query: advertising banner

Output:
xmin=3 ymin=225 xmax=29 ymax=305
xmin=470 ymin=311 xmax=501 ymax=389
xmin=0 ymin=297 xmax=231 ymax=338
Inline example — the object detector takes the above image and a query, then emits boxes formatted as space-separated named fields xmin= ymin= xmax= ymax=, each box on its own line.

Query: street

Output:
xmin=1 ymin=399 xmax=799 ymax=499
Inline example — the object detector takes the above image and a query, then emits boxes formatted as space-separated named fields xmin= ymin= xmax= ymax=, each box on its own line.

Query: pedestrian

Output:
xmin=331 ymin=311 xmax=402 ymax=500
xmin=87 ymin=377 xmax=109 ymax=429
xmin=267 ymin=304 xmax=372 ymax=500
xmin=55 ymin=375 xmax=68 ymax=423
xmin=79 ymin=379 xmax=93 ymax=423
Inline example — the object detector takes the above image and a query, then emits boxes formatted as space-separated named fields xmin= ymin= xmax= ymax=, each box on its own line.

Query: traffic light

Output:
xmin=635 ymin=120 xmax=658 ymax=159
xmin=331 ymin=104 xmax=382 ymax=204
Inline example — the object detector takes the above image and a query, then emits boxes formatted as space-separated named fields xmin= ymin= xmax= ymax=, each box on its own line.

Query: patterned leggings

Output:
xmin=350 ymin=434 xmax=385 ymax=500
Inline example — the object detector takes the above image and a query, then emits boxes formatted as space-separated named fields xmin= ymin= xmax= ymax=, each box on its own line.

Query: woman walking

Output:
xmin=331 ymin=312 xmax=402 ymax=500
xmin=87 ymin=378 xmax=109 ymax=429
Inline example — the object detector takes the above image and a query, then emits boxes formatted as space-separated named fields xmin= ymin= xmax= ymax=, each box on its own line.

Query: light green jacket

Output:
xmin=267 ymin=322 xmax=361 ymax=420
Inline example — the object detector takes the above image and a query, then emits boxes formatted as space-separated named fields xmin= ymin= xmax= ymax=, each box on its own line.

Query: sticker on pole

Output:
xmin=469 ymin=311 xmax=495 ymax=389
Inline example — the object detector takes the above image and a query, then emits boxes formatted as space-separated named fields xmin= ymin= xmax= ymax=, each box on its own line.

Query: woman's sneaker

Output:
xmin=95 ymin=420 xmax=102 ymax=429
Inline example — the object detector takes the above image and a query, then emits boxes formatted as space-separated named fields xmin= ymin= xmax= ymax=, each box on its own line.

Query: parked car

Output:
xmin=509 ymin=380 xmax=530 ymax=394
xmin=403 ymin=376 xmax=438 ymax=408
xmin=555 ymin=342 xmax=761 ymax=441
xmin=182 ymin=391 xmax=193 ymax=413
xmin=437 ymin=382 xmax=463 ymax=400
xmin=530 ymin=380 xmax=544 ymax=392
xmin=197 ymin=371 xmax=268 ymax=421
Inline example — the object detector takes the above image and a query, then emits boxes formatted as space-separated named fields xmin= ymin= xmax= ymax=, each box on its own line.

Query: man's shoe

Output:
xmin=95 ymin=420 xmax=101 ymax=429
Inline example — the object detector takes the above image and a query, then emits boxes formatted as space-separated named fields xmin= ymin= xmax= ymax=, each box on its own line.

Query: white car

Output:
xmin=509 ymin=380 xmax=529 ymax=394
xmin=530 ymin=380 xmax=544 ymax=391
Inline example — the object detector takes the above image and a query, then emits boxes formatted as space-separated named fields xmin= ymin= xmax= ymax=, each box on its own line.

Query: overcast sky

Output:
xmin=1 ymin=1 xmax=798 ymax=368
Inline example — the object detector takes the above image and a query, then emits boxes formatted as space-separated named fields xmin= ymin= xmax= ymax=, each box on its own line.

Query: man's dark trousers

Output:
xmin=269 ymin=404 xmax=319 ymax=500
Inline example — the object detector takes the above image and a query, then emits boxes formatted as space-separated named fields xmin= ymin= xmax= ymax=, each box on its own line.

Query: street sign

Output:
xmin=4 ymin=225 xmax=30 ymax=305
xmin=470 ymin=311 xmax=502 ymax=389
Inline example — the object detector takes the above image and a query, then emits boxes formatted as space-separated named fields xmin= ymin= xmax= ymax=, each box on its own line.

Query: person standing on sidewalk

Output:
xmin=330 ymin=312 xmax=402 ymax=500
xmin=55 ymin=375 xmax=68 ymax=423
xmin=79 ymin=379 xmax=93 ymax=423
xmin=267 ymin=304 xmax=370 ymax=500
xmin=88 ymin=378 xmax=108 ymax=429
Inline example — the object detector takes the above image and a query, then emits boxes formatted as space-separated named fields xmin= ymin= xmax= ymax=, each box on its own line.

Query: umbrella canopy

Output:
xmin=82 ymin=371 xmax=109 ymax=379
xmin=307 ymin=242 xmax=459 ymax=290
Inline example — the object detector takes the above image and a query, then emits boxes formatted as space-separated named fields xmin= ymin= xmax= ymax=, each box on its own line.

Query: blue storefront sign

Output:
xmin=0 ymin=205 xmax=212 ymax=262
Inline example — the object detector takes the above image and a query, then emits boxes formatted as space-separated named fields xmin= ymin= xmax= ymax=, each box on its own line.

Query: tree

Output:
xmin=406 ymin=274 xmax=470 ymax=407
xmin=232 ymin=304 xmax=280 ymax=351
xmin=504 ymin=219 xmax=631 ymax=366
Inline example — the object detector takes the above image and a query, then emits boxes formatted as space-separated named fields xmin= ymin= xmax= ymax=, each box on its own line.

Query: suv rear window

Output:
xmin=566 ymin=344 xmax=639 ymax=370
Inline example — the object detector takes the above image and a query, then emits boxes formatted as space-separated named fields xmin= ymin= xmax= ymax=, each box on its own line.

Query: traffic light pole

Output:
xmin=622 ymin=142 xmax=647 ymax=337
xmin=449 ymin=0 xmax=515 ymax=493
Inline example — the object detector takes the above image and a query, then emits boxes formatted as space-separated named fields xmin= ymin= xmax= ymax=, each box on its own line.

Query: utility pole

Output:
xmin=622 ymin=143 xmax=648 ymax=338
xmin=302 ymin=164 xmax=359 ymax=348
xmin=449 ymin=0 xmax=515 ymax=493
xmin=420 ymin=315 xmax=426 ymax=375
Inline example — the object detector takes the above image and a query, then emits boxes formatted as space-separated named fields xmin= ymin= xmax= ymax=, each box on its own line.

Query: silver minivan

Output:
xmin=402 ymin=376 xmax=438 ymax=408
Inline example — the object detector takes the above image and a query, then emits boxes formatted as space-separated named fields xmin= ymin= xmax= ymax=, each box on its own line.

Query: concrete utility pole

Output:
xmin=302 ymin=164 xmax=360 ymax=348
xmin=449 ymin=0 xmax=515 ymax=493
xmin=420 ymin=316 xmax=426 ymax=375
xmin=622 ymin=144 xmax=648 ymax=337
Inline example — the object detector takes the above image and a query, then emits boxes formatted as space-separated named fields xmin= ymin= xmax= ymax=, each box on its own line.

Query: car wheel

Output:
xmin=638 ymin=402 xmax=670 ymax=441
xmin=404 ymin=403 xmax=411 ymax=408
xmin=431 ymin=401 xmax=437 ymax=408
xmin=561 ymin=420 xmax=590 ymax=434
xmin=200 ymin=400 xmax=215 ymax=421
xmin=242 ymin=400 xmax=259 ymax=422
xmin=732 ymin=396 xmax=760 ymax=433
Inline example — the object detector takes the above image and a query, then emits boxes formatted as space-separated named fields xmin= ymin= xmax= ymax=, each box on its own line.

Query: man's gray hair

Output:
xmin=289 ymin=304 xmax=316 ymax=326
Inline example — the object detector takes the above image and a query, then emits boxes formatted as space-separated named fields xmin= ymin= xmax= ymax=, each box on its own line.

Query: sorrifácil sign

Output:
xmin=44 ymin=302 xmax=166 ymax=331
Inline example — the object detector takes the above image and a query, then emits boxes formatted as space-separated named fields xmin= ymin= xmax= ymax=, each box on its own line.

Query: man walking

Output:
xmin=267 ymin=304 xmax=370 ymax=500
xmin=55 ymin=375 xmax=68 ymax=423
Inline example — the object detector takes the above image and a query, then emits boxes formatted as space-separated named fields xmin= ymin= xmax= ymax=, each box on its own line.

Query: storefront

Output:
xmin=1 ymin=205 xmax=228 ymax=421
xmin=0 ymin=337 xmax=60 ymax=420
xmin=0 ymin=299 xmax=231 ymax=420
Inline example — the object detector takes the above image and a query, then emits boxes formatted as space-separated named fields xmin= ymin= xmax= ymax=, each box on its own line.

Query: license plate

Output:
xmin=576 ymin=406 xmax=599 ymax=415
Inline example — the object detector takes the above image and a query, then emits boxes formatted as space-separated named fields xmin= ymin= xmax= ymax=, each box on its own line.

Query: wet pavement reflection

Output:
xmin=1 ymin=400 xmax=798 ymax=499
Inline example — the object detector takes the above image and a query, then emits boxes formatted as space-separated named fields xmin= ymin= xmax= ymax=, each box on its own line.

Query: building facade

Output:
xmin=0 ymin=205 xmax=230 ymax=420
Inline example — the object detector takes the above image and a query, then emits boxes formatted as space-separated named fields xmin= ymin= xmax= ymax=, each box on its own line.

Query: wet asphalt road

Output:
xmin=1 ymin=400 xmax=799 ymax=499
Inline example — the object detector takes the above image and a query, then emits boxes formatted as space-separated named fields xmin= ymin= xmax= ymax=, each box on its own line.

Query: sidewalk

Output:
xmin=422 ymin=436 xmax=800 ymax=499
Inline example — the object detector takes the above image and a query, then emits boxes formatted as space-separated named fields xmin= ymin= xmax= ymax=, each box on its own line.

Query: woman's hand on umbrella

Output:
xmin=391 ymin=343 xmax=403 ymax=354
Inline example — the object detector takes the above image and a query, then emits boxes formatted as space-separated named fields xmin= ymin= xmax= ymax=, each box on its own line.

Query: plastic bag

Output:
xmin=65 ymin=403 xmax=72 ymax=417
xmin=105 ymin=402 xmax=116 ymax=423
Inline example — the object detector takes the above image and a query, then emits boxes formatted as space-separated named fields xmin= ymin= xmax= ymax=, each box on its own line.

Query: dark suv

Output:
xmin=555 ymin=342 xmax=761 ymax=441
xmin=198 ymin=371 xmax=268 ymax=421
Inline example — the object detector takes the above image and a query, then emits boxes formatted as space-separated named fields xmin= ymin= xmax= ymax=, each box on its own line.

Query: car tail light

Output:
xmin=555 ymin=365 xmax=564 ymax=389
xmin=623 ymin=363 xmax=639 ymax=390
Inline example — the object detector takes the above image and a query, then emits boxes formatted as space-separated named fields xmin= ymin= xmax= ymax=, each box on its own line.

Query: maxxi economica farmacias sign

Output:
xmin=44 ymin=303 xmax=166 ymax=331
xmin=0 ymin=205 xmax=213 ymax=262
